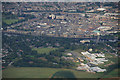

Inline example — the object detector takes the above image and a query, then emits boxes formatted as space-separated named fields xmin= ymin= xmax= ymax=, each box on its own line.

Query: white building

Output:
xmin=97 ymin=26 xmax=112 ymax=31
xmin=96 ymin=54 xmax=105 ymax=57
xmin=90 ymin=67 xmax=106 ymax=72
xmin=80 ymin=40 xmax=90 ymax=43
xmin=96 ymin=8 xmax=106 ymax=11
xmin=49 ymin=14 xmax=55 ymax=19
xmin=66 ymin=53 xmax=72 ymax=56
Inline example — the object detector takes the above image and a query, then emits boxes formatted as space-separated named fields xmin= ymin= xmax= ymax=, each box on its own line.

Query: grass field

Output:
xmin=103 ymin=69 xmax=119 ymax=78
xmin=2 ymin=67 xmax=104 ymax=78
xmin=32 ymin=48 xmax=58 ymax=54
xmin=3 ymin=19 xmax=19 ymax=25
xmin=3 ymin=67 xmax=119 ymax=78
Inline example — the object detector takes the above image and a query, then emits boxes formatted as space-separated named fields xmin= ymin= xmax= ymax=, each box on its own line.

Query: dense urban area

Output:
xmin=1 ymin=2 xmax=120 ymax=78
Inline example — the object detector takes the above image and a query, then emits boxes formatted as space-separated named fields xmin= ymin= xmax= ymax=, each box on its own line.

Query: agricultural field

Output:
xmin=32 ymin=48 xmax=58 ymax=54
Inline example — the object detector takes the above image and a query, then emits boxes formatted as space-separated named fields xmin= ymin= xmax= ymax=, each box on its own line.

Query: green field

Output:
xmin=3 ymin=67 xmax=119 ymax=78
xmin=3 ymin=67 xmax=104 ymax=78
xmin=103 ymin=69 xmax=119 ymax=78
xmin=32 ymin=48 xmax=58 ymax=54
xmin=3 ymin=19 xmax=19 ymax=25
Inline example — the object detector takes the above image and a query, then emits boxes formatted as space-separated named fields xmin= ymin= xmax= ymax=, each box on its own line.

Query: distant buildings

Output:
xmin=48 ymin=14 xmax=64 ymax=20
xmin=90 ymin=67 xmax=106 ymax=72
xmin=81 ymin=51 xmax=108 ymax=64
xmin=76 ymin=63 xmax=106 ymax=73
xmin=66 ymin=53 xmax=72 ymax=56
xmin=48 ymin=14 xmax=56 ymax=19
xmin=76 ymin=51 xmax=108 ymax=73
xmin=104 ymin=13 xmax=119 ymax=16
xmin=97 ymin=26 xmax=112 ymax=31
xmin=2 ymin=2 xmax=118 ymax=38
xmin=89 ymin=48 xmax=93 ymax=52
xmin=80 ymin=40 xmax=90 ymax=44
xmin=56 ymin=15 xmax=64 ymax=20
xmin=96 ymin=8 xmax=106 ymax=11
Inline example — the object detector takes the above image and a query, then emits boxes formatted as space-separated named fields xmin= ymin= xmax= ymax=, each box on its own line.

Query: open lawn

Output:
xmin=2 ymin=67 xmax=104 ymax=78
xmin=3 ymin=67 xmax=60 ymax=78
xmin=32 ymin=48 xmax=58 ymax=54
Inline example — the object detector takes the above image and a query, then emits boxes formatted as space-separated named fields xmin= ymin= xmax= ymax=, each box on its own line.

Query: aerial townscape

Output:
xmin=1 ymin=2 xmax=120 ymax=79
